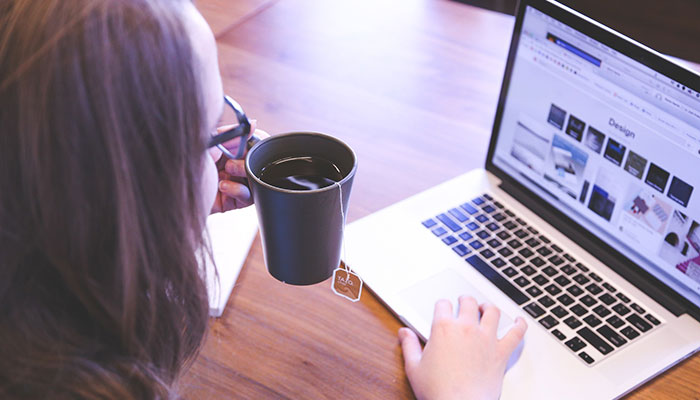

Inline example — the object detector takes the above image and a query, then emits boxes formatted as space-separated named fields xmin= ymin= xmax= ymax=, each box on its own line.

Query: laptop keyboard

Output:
xmin=422 ymin=193 xmax=663 ymax=366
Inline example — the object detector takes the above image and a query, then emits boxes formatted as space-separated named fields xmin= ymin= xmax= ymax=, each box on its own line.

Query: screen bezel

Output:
xmin=485 ymin=0 xmax=700 ymax=319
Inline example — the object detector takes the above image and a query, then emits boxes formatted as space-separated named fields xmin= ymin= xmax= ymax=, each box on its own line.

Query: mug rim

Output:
xmin=244 ymin=131 xmax=358 ymax=194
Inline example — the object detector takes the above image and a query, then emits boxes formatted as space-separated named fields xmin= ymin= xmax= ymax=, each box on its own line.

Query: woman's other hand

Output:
xmin=398 ymin=297 xmax=527 ymax=400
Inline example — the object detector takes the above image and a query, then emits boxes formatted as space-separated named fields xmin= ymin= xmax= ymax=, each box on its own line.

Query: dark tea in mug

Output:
xmin=259 ymin=156 xmax=343 ymax=191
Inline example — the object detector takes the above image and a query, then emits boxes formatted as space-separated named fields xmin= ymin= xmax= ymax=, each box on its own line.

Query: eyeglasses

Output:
xmin=207 ymin=95 xmax=252 ymax=160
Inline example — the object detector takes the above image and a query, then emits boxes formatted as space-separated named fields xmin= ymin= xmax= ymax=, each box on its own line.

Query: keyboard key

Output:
xmin=606 ymin=315 xmax=624 ymax=329
xmin=515 ymin=217 xmax=527 ymax=226
xmin=563 ymin=253 xmax=576 ymax=262
xmin=493 ymin=200 xmax=503 ymax=208
xmin=612 ymin=303 xmax=630 ymax=316
xmin=580 ymin=295 xmax=597 ymax=307
xmin=616 ymin=293 xmax=631 ymax=303
xmin=466 ymin=255 xmax=528 ymax=305
xmin=593 ymin=305 xmax=611 ymax=318
xmin=599 ymin=293 xmax=616 ymax=305
xmin=578 ymin=327 xmax=613 ymax=355
xmin=482 ymin=205 xmax=496 ymax=214
xmin=621 ymin=326 xmax=640 ymax=340
xmin=432 ymin=227 xmax=447 ymax=236
xmin=557 ymin=294 xmax=574 ymax=306
xmin=589 ymin=272 xmax=603 ymax=282
xmin=466 ymin=222 xmax=479 ymax=231
xmin=525 ymin=237 xmax=541 ymax=248
xmin=570 ymin=304 xmax=587 ymax=316
xmin=539 ymin=315 xmax=559 ymax=329
xmin=442 ymin=235 xmax=457 ymax=245
xmin=578 ymin=351 xmax=595 ymax=364
xmin=472 ymin=197 xmax=485 ymax=205
xmin=626 ymin=314 xmax=652 ymax=332
xmin=630 ymin=303 xmax=645 ymax=314
xmin=503 ymin=221 xmax=518 ymax=230
xmin=498 ymin=247 xmax=514 ymax=257
xmin=575 ymin=262 xmax=589 ymax=272
xmin=524 ymin=303 xmax=545 ymax=318
xmin=486 ymin=238 xmax=501 ymax=248
xmin=565 ymin=337 xmax=586 ymax=352
xmin=436 ymin=213 xmax=461 ymax=232
xmin=519 ymin=248 xmax=535 ymax=258
xmin=572 ymin=274 xmax=590 ymax=285
xmin=554 ymin=275 xmax=571 ymax=287
xmin=542 ymin=266 xmax=558 ymax=277
xmin=585 ymin=283 xmax=603 ymax=295
xmin=422 ymin=218 xmax=437 ymax=228
xmin=505 ymin=209 xmax=515 ymax=217
xmin=486 ymin=222 xmax=500 ymax=231
xmin=564 ymin=316 xmax=583 ymax=329
xmin=596 ymin=325 xmax=627 ymax=348
xmin=520 ymin=265 xmax=536 ymax=276
xmin=552 ymin=329 xmax=566 ymax=341
xmin=452 ymin=244 xmax=470 ymax=257
xmin=480 ymin=248 xmax=495 ymax=259
xmin=514 ymin=276 xmax=530 ymax=287
xmin=482 ymin=194 xmax=493 ymax=201
xmin=448 ymin=208 xmax=469 ymax=222
xmin=460 ymin=202 xmax=478 ymax=215
xmin=507 ymin=239 xmax=523 ymax=249
xmin=526 ymin=286 xmax=543 ymax=297
xmin=548 ymin=255 xmax=564 ymax=266
xmin=539 ymin=295 xmax=556 ymax=308
xmin=514 ymin=229 xmax=528 ymax=239
xmin=459 ymin=231 xmax=473 ymax=241
xmin=645 ymin=314 xmax=661 ymax=326
xmin=496 ymin=231 xmax=511 ymax=240
xmin=560 ymin=264 xmax=577 ymax=276
xmin=531 ymin=257 xmax=546 ymax=267
xmin=527 ymin=227 xmax=539 ymax=235
xmin=502 ymin=267 xmax=517 ymax=277
xmin=602 ymin=282 xmax=617 ymax=293
xmin=539 ymin=235 xmax=551 ymax=244
xmin=537 ymin=247 xmax=553 ymax=257
xmin=583 ymin=314 xmax=602 ymax=328
xmin=567 ymin=285 xmax=584 ymax=297
xmin=551 ymin=305 xmax=569 ymax=318
xmin=475 ymin=214 xmax=489 ymax=223
xmin=469 ymin=240 xmax=484 ymax=250
xmin=509 ymin=256 xmax=525 ymax=266
xmin=532 ymin=274 xmax=549 ymax=286
xmin=544 ymin=284 xmax=561 ymax=296
xmin=492 ymin=212 xmax=506 ymax=222
xmin=491 ymin=258 xmax=506 ymax=268
xmin=476 ymin=230 xmax=490 ymax=239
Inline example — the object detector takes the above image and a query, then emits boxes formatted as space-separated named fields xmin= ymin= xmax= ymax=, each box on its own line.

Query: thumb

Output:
xmin=398 ymin=328 xmax=422 ymax=374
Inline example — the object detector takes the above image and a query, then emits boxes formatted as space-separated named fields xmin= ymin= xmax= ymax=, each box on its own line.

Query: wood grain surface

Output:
xmin=182 ymin=0 xmax=700 ymax=398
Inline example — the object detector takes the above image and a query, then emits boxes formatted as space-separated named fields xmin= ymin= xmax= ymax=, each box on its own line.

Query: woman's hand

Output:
xmin=398 ymin=297 xmax=527 ymax=400
xmin=210 ymin=122 xmax=269 ymax=213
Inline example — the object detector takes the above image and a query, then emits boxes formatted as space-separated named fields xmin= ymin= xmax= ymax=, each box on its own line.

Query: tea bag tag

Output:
xmin=332 ymin=264 xmax=363 ymax=302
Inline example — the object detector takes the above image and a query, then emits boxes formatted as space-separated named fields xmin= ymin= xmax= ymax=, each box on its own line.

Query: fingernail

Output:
xmin=398 ymin=327 xmax=407 ymax=339
xmin=219 ymin=181 xmax=230 ymax=191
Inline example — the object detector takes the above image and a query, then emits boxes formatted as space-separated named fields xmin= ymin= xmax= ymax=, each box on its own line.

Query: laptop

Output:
xmin=345 ymin=0 xmax=700 ymax=398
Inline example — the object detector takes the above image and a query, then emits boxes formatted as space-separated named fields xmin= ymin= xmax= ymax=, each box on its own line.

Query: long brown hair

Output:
xmin=0 ymin=0 xmax=210 ymax=397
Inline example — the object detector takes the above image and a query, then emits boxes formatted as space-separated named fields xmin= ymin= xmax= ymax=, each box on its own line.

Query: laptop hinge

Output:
xmin=498 ymin=178 xmax=695 ymax=319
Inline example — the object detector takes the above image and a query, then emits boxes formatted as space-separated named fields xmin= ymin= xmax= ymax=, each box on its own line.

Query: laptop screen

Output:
xmin=490 ymin=2 xmax=700 ymax=308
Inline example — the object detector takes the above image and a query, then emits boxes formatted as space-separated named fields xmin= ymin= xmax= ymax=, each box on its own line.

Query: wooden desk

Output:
xmin=183 ymin=0 xmax=700 ymax=398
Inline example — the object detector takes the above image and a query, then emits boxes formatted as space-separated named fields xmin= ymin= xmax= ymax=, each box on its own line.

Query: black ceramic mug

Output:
xmin=245 ymin=132 xmax=357 ymax=285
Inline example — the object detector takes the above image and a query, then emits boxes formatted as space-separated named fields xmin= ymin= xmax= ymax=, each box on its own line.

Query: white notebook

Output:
xmin=203 ymin=206 xmax=259 ymax=317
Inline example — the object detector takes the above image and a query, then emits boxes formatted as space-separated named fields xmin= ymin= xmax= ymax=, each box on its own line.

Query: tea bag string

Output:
xmin=336 ymin=181 xmax=348 ymax=273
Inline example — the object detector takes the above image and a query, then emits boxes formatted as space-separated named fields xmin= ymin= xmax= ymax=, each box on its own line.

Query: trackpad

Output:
xmin=398 ymin=268 xmax=515 ymax=340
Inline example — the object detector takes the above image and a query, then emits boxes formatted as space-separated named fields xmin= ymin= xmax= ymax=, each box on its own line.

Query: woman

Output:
xmin=0 ymin=0 xmax=526 ymax=398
